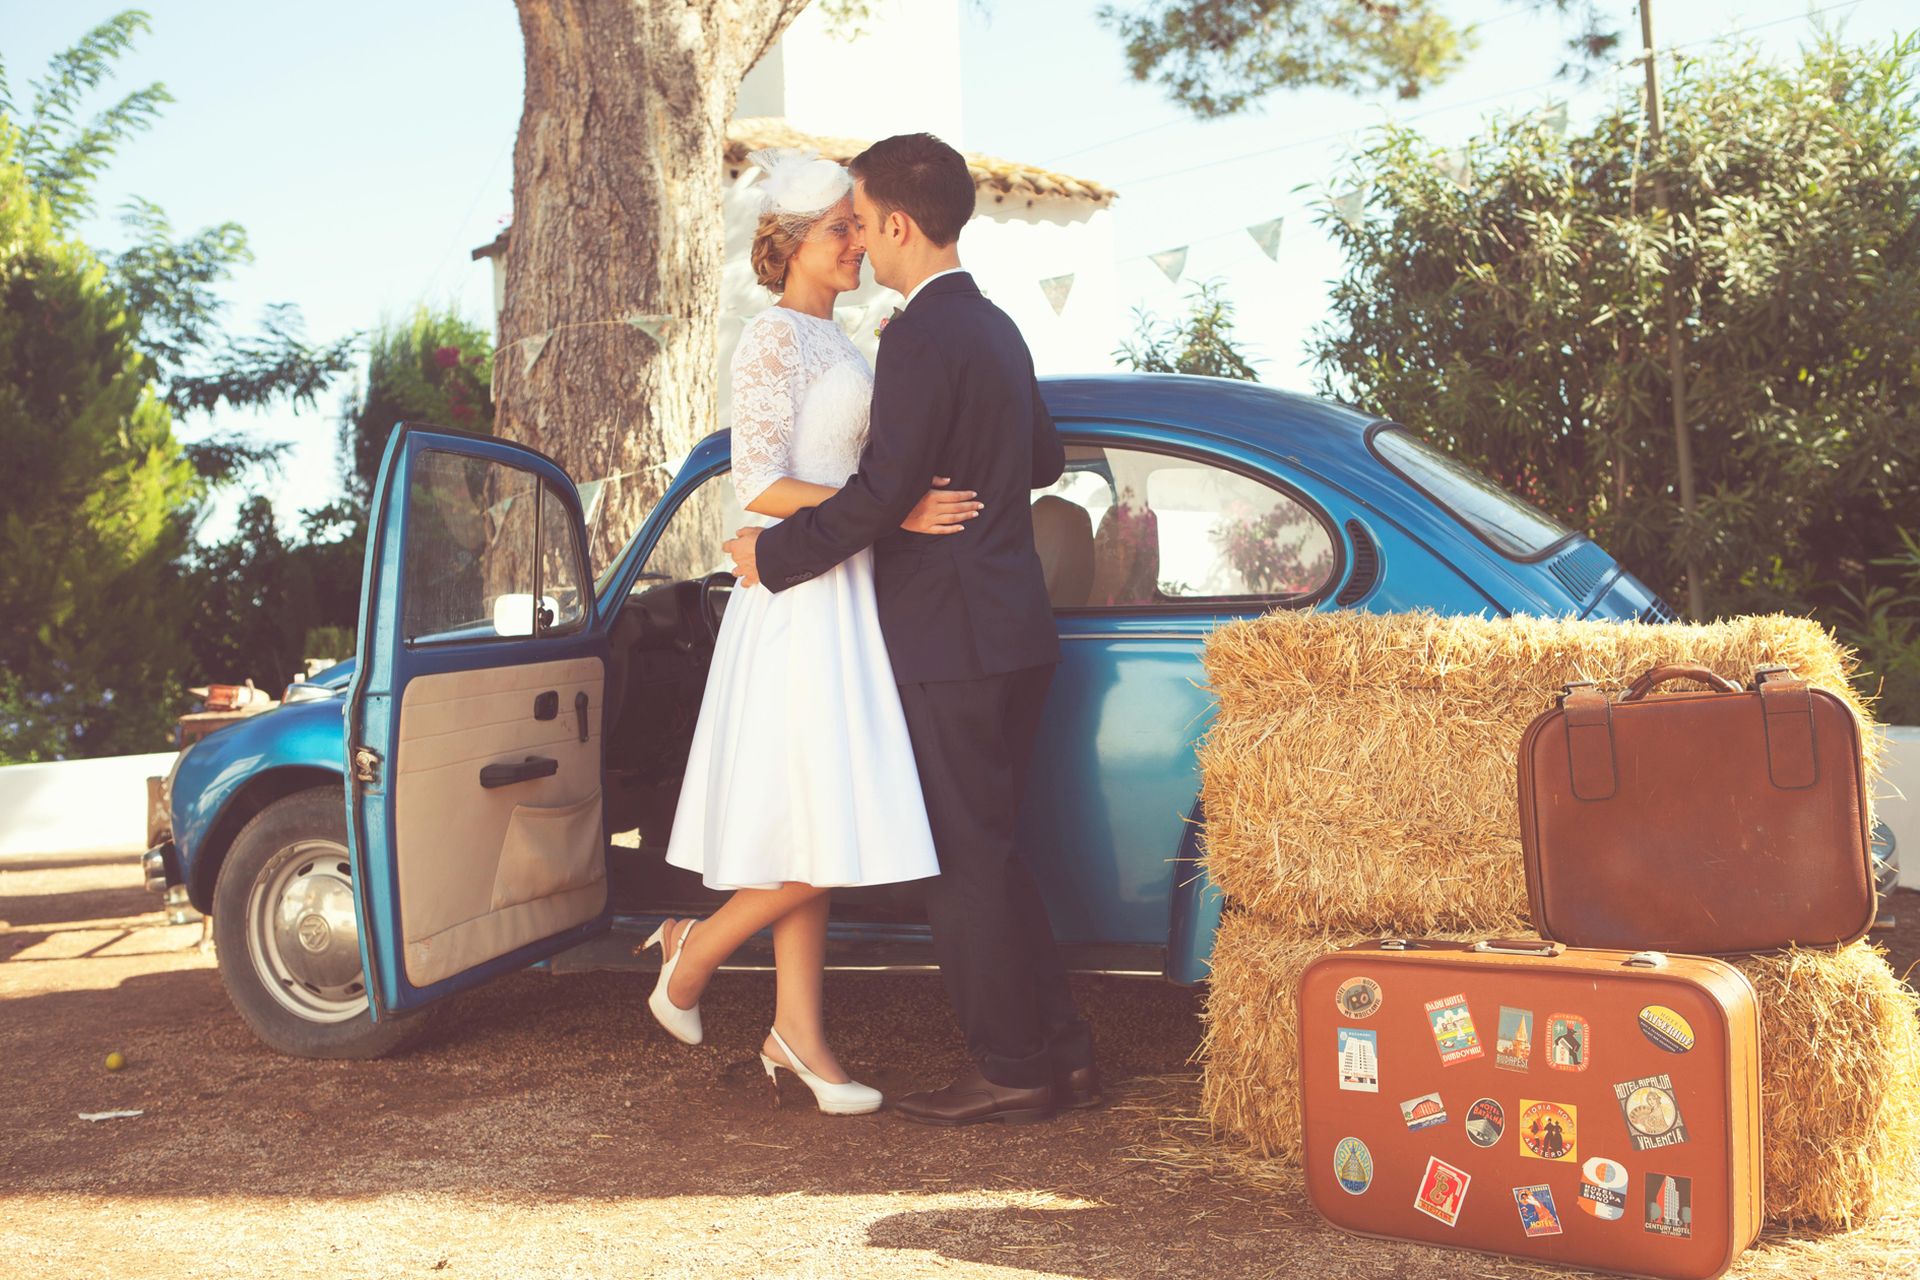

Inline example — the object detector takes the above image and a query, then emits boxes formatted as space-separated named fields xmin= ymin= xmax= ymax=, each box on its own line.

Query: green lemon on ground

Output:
xmin=104 ymin=1051 xmax=125 ymax=1071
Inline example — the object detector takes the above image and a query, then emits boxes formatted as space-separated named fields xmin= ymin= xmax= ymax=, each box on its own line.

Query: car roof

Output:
xmin=1037 ymin=373 xmax=1384 ymax=464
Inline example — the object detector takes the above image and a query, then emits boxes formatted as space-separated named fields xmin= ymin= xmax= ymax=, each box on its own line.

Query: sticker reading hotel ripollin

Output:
xmin=1615 ymin=1074 xmax=1690 ymax=1151
xmin=1424 ymin=993 xmax=1484 ymax=1065
xmin=1580 ymin=1156 xmax=1630 ymax=1220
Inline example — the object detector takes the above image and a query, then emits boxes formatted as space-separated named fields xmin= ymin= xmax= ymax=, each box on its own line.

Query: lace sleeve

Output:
xmin=730 ymin=312 xmax=804 ymax=508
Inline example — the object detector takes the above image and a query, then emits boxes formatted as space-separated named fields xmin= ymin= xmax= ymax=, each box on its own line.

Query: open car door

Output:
xmin=346 ymin=424 xmax=611 ymax=1018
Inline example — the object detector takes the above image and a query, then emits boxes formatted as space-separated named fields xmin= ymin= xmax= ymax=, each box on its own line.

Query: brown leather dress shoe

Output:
xmin=1055 ymin=1060 xmax=1103 ymax=1110
xmin=893 ymin=1068 xmax=1055 ymax=1127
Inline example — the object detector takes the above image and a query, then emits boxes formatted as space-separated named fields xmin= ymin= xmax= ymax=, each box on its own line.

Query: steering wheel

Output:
xmin=696 ymin=571 xmax=735 ymax=645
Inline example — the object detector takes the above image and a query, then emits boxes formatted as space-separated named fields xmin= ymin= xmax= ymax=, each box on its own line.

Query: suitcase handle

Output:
xmin=1471 ymin=939 xmax=1565 ymax=956
xmin=1621 ymin=664 xmax=1742 ymax=701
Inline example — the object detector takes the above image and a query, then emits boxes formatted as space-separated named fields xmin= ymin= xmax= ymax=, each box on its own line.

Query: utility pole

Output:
xmin=1640 ymin=0 xmax=1704 ymax=619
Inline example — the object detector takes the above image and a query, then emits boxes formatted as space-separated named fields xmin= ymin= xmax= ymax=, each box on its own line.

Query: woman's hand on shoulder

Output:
xmin=901 ymin=477 xmax=981 ymax=535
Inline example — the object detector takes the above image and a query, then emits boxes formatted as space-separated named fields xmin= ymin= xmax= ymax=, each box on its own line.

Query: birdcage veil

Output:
xmin=748 ymin=147 xmax=852 ymax=236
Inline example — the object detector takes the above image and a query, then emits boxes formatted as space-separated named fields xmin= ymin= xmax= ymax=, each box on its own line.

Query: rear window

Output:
xmin=1370 ymin=426 xmax=1573 ymax=560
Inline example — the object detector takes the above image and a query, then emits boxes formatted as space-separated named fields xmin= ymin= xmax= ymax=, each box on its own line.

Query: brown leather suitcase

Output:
xmin=1300 ymin=938 xmax=1763 ymax=1280
xmin=1518 ymin=664 xmax=1874 ymax=954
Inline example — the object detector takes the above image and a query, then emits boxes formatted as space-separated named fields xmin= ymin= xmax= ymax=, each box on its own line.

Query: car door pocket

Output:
xmin=490 ymin=789 xmax=604 ymax=911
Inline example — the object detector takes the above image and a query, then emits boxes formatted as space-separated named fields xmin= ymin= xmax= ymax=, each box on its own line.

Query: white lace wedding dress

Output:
xmin=663 ymin=306 xmax=940 ymax=890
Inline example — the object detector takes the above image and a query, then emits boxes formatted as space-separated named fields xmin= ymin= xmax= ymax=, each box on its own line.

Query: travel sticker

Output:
xmin=1333 ymin=1136 xmax=1374 ymax=1195
xmin=1546 ymin=1013 xmax=1591 ymax=1072
xmin=1337 ymin=1027 xmax=1380 ymax=1093
xmin=1336 ymin=975 xmax=1384 ymax=1019
xmin=1495 ymin=1006 xmax=1534 ymax=1072
xmin=1643 ymin=1173 xmax=1693 ymax=1239
xmin=1518 ymin=1100 xmax=1578 ymax=1162
xmin=1400 ymin=1092 xmax=1448 ymax=1132
xmin=1615 ymin=1074 xmax=1690 ymax=1151
xmin=1424 ymin=993 xmax=1484 ymax=1066
xmin=1513 ymin=1184 xmax=1565 ymax=1238
xmin=1414 ymin=1156 xmax=1472 ymax=1228
xmin=1639 ymin=1005 xmax=1696 ymax=1054
xmin=1579 ymin=1156 xmax=1630 ymax=1221
xmin=1465 ymin=1097 xmax=1506 ymax=1148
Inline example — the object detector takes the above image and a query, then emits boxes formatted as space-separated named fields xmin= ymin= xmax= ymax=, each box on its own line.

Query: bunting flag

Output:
xmin=1539 ymin=100 xmax=1569 ymax=136
xmin=1246 ymin=217 xmax=1284 ymax=260
xmin=577 ymin=477 xmax=608 ymax=530
xmin=1333 ymin=185 xmax=1368 ymax=230
xmin=625 ymin=311 xmax=680 ymax=345
xmin=1149 ymin=246 xmax=1189 ymax=284
xmin=1039 ymin=273 xmax=1075 ymax=315
xmin=521 ymin=330 xmax=551 ymax=375
xmin=1437 ymin=148 xmax=1473 ymax=192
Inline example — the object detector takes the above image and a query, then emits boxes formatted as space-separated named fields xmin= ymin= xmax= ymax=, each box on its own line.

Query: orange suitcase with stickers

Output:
xmin=1299 ymin=938 xmax=1762 ymax=1280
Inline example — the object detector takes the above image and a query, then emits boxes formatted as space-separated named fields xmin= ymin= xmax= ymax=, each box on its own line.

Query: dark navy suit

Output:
xmin=755 ymin=271 xmax=1090 ymax=1087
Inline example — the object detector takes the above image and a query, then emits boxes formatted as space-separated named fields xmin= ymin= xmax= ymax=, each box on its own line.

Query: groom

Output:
xmin=724 ymin=132 xmax=1097 ymax=1126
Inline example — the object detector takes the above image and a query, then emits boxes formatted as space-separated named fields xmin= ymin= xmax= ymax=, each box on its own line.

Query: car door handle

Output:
xmin=479 ymin=755 xmax=560 ymax=788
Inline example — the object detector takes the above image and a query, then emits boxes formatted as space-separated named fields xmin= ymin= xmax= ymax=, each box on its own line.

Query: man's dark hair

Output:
xmin=849 ymin=133 xmax=974 ymax=247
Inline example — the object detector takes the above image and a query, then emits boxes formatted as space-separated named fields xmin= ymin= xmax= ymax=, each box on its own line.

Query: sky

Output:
xmin=2 ymin=0 xmax=1912 ymax=538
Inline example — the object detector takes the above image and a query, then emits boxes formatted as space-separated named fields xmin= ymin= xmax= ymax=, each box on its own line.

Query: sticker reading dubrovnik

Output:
xmin=1495 ymin=1006 xmax=1533 ymax=1072
xmin=1465 ymin=1097 xmax=1506 ymax=1148
xmin=1333 ymin=1137 xmax=1374 ymax=1195
xmin=1336 ymin=975 xmax=1384 ymax=1019
xmin=1518 ymin=1100 xmax=1578 ymax=1162
xmin=1424 ymin=993 xmax=1484 ymax=1066
xmin=1337 ymin=1027 xmax=1380 ymax=1093
xmin=1414 ymin=1156 xmax=1472 ymax=1227
xmin=1615 ymin=1074 xmax=1689 ymax=1151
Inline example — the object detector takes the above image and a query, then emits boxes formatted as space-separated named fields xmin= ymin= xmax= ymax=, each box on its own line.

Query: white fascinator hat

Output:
xmin=749 ymin=147 xmax=852 ymax=233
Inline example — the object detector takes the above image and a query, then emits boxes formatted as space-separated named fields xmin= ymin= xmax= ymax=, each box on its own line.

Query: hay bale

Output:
xmin=1199 ymin=914 xmax=1920 ymax=1228
xmin=1198 ymin=611 xmax=1877 ymax=934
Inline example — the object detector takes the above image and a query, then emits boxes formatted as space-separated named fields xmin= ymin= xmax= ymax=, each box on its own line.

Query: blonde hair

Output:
xmin=750 ymin=211 xmax=806 ymax=293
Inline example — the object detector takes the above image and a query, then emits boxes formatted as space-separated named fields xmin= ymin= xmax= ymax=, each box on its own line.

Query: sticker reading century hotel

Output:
xmin=1643 ymin=1173 xmax=1693 ymax=1239
xmin=1425 ymin=994 xmax=1484 ymax=1065
xmin=1414 ymin=1156 xmax=1472 ymax=1227
xmin=1336 ymin=976 xmax=1383 ymax=1019
xmin=1337 ymin=1028 xmax=1380 ymax=1092
xmin=1615 ymin=1074 xmax=1689 ymax=1151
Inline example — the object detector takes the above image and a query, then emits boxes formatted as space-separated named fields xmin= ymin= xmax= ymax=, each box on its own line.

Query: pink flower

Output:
xmin=433 ymin=346 xmax=461 ymax=368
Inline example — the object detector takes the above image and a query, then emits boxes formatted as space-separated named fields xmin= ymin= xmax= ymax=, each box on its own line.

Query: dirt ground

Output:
xmin=4 ymin=855 xmax=1918 ymax=1280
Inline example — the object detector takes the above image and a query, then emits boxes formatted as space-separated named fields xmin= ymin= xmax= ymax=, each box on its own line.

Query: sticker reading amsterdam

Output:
xmin=1424 ymin=994 xmax=1484 ymax=1066
xmin=1615 ymin=1074 xmax=1689 ymax=1152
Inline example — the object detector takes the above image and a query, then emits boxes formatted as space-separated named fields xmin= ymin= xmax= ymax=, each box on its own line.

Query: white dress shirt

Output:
xmin=904 ymin=267 xmax=967 ymax=307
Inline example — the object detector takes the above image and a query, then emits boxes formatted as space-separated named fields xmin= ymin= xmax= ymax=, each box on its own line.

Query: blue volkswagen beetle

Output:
xmin=147 ymin=375 xmax=1669 ymax=1058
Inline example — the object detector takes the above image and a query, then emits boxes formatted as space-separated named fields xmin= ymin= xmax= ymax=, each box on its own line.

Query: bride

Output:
xmin=641 ymin=150 xmax=977 ymax=1115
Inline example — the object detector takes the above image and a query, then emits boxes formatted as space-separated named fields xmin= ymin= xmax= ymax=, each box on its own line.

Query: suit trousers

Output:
xmin=896 ymin=662 xmax=1092 ymax=1088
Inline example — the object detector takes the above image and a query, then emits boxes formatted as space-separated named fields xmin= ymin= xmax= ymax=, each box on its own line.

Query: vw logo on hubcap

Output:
xmin=296 ymin=913 xmax=332 ymax=953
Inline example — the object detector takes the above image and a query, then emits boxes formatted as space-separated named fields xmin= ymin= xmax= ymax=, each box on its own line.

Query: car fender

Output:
xmin=1166 ymin=799 xmax=1223 ymax=985
xmin=171 ymin=698 xmax=348 ymax=912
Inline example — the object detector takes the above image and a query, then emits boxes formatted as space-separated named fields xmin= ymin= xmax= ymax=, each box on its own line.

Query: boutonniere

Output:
xmin=875 ymin=307 xmax=902 ymax=339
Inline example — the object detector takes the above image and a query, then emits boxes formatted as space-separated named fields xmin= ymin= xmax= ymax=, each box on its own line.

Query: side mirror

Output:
xmin=492 ymin=593 xmax=560 ymax=637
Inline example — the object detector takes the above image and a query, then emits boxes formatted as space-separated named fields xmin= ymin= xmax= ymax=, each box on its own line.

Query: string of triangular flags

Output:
xmin=489 ymin=310 xmax=689 ymax=394
xmin=1036 ymin=98 xmax=1568 ymax=313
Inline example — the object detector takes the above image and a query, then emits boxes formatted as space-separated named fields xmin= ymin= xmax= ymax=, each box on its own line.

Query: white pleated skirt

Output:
xmin=663 ymin=544 xmax=941 ymax=891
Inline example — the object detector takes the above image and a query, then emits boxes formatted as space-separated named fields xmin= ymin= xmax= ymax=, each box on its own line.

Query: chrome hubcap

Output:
xmin=246 ymin=839 xmax=367 ymax=1023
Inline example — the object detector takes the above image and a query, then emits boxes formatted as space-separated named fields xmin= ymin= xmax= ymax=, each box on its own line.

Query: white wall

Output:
xmin=0 ymin=753 xmax=176 ymax=858
xmin=761 ymin=0 xmax=965 ymax=146
xmin=1883 ymin=726 xmax=1920 ymax=890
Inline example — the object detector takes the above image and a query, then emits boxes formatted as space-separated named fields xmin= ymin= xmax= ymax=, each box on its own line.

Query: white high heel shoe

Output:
xmin=759 ymin=1027 xmax=882 ymax=1116
xmin=643 ymin=919 xmax=703 ymax=1045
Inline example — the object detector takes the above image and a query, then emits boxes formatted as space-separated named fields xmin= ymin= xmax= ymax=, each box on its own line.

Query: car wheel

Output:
xmin=212 ymin=786 xmax=433 ymax=1058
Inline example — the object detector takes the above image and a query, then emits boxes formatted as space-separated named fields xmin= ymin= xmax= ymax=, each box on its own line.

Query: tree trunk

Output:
xmin=501 ymin=0 xmax=809 ymax=572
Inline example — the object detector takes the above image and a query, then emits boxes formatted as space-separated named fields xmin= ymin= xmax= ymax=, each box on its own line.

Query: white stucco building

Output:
xmin=474 ymin=0 xmax=1123 ymax=430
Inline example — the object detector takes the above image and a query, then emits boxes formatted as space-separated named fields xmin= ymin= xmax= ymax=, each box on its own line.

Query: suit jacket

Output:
xmin=753 ymin=271 xmax=1065 ymax=684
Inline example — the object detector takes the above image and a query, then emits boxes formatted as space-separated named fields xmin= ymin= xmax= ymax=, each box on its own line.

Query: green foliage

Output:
xmin=1310 ymin=34 xmax=1920 ymax=720
xmin=1094 ymin=1 xmax=1618 ymax=117
xmin=0 ymin=119 xmax=198 ymax=761
xmin=338 ymin=306 xmax=496 ymax=506
xmin=1114 ymin=279 xmax=1262 ymax=381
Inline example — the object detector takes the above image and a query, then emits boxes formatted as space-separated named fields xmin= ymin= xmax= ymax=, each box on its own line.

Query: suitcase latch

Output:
xmin=1624 ymin=950 xmax=1668 ymax=968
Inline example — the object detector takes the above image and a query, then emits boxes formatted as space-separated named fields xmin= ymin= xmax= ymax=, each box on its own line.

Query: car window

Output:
xmin=402 ymin=450 xmax=589 ymax=644
xmin=1031 ymin=445 xmax=1337 ymax=609
xmin=1370 ymin=426 xmax=1572 ymax=560
xmin=639 ymin=467 xmax=747 ymax=585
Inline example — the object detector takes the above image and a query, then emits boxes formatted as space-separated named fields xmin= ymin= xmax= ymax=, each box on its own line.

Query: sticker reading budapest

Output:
xmin=1495 ymin=1006 xmax=1533 ymax=1072
xmin=1615 ymin=1074 xmax=1689 ymax=1151
xmin=1337 ymin=1027 xmax=1380 ymax=1093
xmin=1518 ymin=1100 xmax=1578 ymax=1162
xmin=1414 ymin=1156 xmax=1472 ymax=1228
xmin=1424 ymin=993 xmax=1484 ymax=1066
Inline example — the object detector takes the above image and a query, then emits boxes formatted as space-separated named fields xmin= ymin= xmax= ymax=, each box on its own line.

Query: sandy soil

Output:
xmin=4 ymin=854 xmax=1916 ymax=1280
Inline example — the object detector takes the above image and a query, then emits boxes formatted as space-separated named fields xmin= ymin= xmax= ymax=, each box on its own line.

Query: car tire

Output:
xmin=212 ymin=786 xmax=434 ymax=1059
